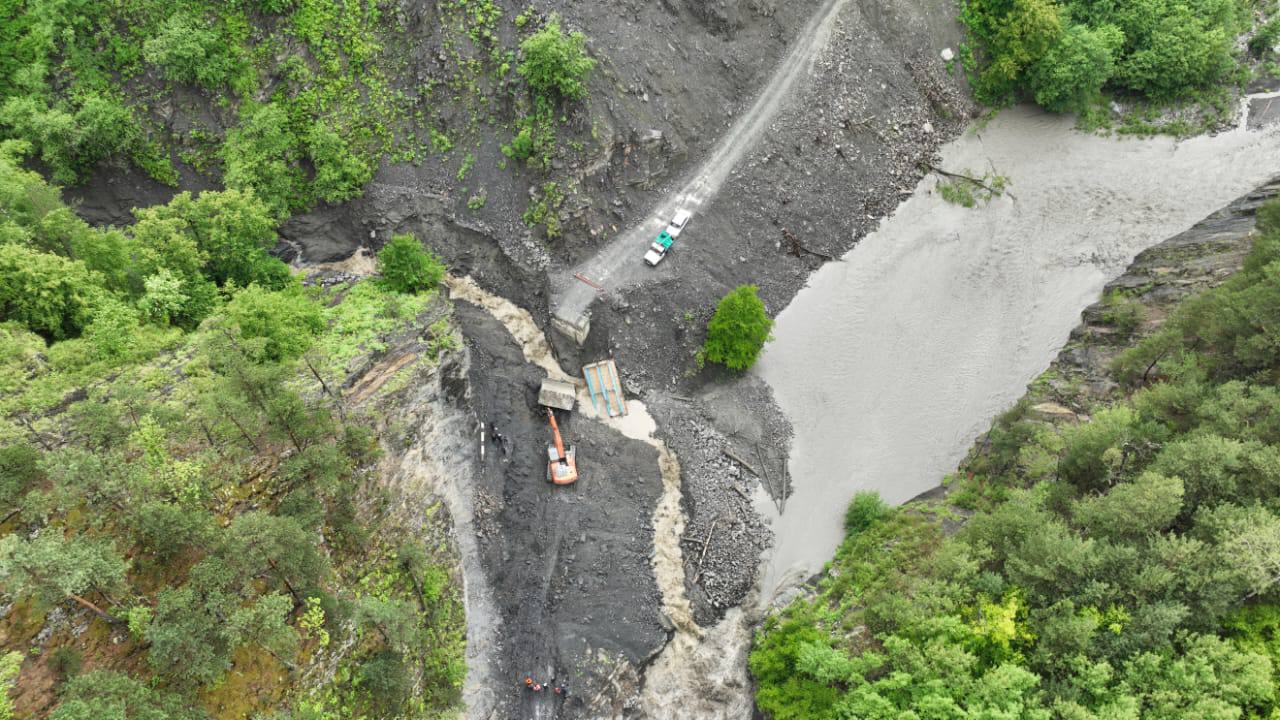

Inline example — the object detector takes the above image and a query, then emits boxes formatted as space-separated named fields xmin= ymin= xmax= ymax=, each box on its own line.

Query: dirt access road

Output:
xmin=550 ymin=0 xmax=853 ymax=339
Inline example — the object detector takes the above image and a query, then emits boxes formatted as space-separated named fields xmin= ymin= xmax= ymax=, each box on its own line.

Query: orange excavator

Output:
xmin=545 ymin=408 xmax=578 ymax=485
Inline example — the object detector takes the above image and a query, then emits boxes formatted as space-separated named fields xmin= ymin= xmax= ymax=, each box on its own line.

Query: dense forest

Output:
xmin=960 ymin=0 xmax=1272 ymax=130
xmin=0 ymin=0 xmax=602 ymax=715
xmin=0 ymin=143 xmax=465 ymax=717
xmin=750 ymin=202 xmax=1280 ymax=718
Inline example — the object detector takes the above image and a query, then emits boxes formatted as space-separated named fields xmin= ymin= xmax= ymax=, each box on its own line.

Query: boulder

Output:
xmin=1028 ymin=402 xmax=1078 ymax=423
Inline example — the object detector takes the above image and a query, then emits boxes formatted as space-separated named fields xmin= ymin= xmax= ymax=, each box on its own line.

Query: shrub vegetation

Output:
xmin=504 ymin=15 xmax=596 ymax=170
xmin=0 ymin=0 xmax=413 ymax=205
xmin=517 ymin=16 xmax=597 ymax=102
xmin=377 ymin=234 xmax=446 ymax=294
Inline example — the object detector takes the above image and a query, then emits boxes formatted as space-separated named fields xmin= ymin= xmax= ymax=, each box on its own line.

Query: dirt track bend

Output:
xmin=550 ymin=0 xmax=853 ymax=332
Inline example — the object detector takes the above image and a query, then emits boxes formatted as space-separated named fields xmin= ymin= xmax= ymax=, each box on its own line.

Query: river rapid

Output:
xmin=755 ymin=104 xmax=1280 ymax=599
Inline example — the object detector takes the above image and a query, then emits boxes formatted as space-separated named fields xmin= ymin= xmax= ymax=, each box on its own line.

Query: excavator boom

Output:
xmin=547 ymin=409 xmax=566 ymax=458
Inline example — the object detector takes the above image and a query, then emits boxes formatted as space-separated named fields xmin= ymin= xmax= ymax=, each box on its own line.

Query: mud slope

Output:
xmin=553 ymin=0 xmax=860 ymax=327
xmin=67 ymin=0 xmax=820 ymax=296
xmin=454 ymin=301 xmax=668 ymax=719
xmin=567 ymin=0 xmax=968 ymax=624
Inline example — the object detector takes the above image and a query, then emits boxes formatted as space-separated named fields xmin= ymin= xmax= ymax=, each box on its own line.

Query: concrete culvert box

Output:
xmin=539 ymin=378 xmax=577 ymax=411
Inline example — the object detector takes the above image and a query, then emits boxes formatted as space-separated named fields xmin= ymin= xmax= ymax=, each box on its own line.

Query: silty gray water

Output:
xmin=756 ymin=104 xmax=1280 ymax=600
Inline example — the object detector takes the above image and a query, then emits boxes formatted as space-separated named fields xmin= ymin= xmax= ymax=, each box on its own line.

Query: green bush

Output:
xmin=702 ymin=284 xmax=774 ymax=371
xmin=1112 ymin=3 xmax=1238 ymax=99
xmin=843 ymin=491 xmax=889 ymax=534
xmin=1251 ymin=16 xmax=1280 ymax=56
xmin=0 ymin=444 xmax=42 ymax=508
xmin=502 ymin=110 xmax=556 ymax=169
xmin=51 ymin=671 xmax=205 ymax=720
xmin=222 ymin=285 xmax=323 ymax=363
xmin=1100 ymin=289 xmax=1147 ymax=336
xmin=377 ymin=234 xmax=445 ymax=294
xmin=128 ymin=501 xmax=217 ymax=562
xmin=72 ymin=96 xmax=143 ymax=169
xmin=132 ymin=189 xmax=287 ymax=291
xmin=961 ymin=0 xmax=1062 ymax=104
xmin=517 ymin=16 xmax=596 ymax=102
xmin=48 ymin=646 xmax=82 ymax=680
xmin=522 ymin=181 xmax=564 ymax=237
xmin=750 ymin=611 xmax=843 ymax=720
xmin=143 ymin=12 xmax=238 ymax=90
xmin=358 ymin=651 xmax=411 ymax=715
xmin=502 ymin=124 xmax=536 ymax=162
xmin=0 ymin=96 xmax=142 ymax=185
xmin=1028 ymin=24 xmax=1123 ymax=113
xmin=306 ymin=122 xmax=373 ymax=204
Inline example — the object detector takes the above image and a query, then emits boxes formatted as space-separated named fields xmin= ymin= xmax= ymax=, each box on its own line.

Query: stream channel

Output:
xmin=754 ymin=103 xmax=1280 ymax=600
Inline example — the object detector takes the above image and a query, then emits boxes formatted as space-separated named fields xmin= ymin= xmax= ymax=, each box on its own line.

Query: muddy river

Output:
xmin=755 ymin=104 xmax=1280 ymax=599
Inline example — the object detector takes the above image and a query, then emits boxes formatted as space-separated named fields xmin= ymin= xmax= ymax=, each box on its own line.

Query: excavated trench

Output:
xmin=443 ymin=276 xmax=701 ymax=719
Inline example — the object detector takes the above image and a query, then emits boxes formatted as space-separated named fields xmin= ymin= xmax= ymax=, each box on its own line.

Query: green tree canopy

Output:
xmin=143 ymin=12 xmax=238 ymax=90
xmin=146 ymin=558 xmax=295 ymax=686
xmin=0 ymin=95 xmax=144 ymax=186
xmin=0 ymin=532 xmax=127 ymax=619
xmin=0 ymin=244 xmax=101 ymax=340
xmin=220 ymin=104 xmax=304 ymax=219
xmin=306 ymin=122 xmax=374 ymax=204
xmin=51 ymin=671 xmax=207 ymax=720
xmin=132 ymin=189 xmax=287 ymax=291
xmin=1028 ymin=23 xmax=1124 ymax=113
xmin=961 ymin=0 xmax=1244 ymax=112
xmin=221 ymin=285 xmax=322 ymax=363
xmin=702 ymin=284 xmax=774 ymax=371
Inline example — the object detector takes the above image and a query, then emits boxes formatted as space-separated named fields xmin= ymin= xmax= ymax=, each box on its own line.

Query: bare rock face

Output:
xmin=1248 ymin=96 xmax=1280 ymax=130
xmin=683 ymin=0 xmax=746 ymax=37
xmin=1028 ymin=402 xmax=1079 ymax=423
xmin=1035 ymin=177 xmax=1280 ymax=413
xmin=278 ymin=203 xmax=366 ymax=264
